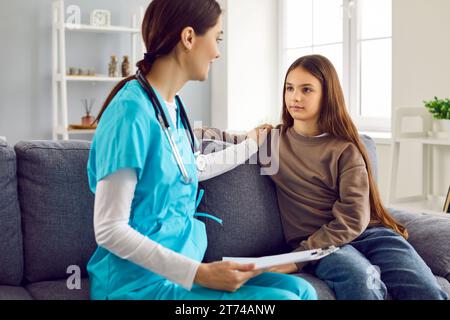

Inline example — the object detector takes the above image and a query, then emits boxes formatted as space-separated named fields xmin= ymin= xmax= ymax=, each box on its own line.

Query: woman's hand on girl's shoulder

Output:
xmin=247 ymin=123 xmax=274 ymax=147
xmin=194 ymin=261 xmax=263 ymax=292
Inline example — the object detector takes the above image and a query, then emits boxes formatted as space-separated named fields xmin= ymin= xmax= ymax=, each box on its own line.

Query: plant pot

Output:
xmin=82 ymin=115 xmax=95 ymax=126
xmin=435 ymin=119 xmax=450 ymax=139
xmin=445 ymin=120 xmax=450 ymax=140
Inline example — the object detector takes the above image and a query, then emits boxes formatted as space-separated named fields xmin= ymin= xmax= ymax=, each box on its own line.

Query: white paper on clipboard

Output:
xmin=223 ymin=246 xmax=339 ymax=270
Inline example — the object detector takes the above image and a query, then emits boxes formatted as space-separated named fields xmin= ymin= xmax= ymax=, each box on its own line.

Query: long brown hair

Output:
xmin=281 ymin=55 xmax=408 ymax=239
xmin=94 ymin=0 xmax=222 ymax=124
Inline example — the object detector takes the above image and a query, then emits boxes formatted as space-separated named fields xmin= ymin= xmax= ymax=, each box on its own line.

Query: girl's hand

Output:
xmin=247 ymin=124 xmax=273 ymax=147
xmin=266 ymin=263 xmax=298 ymax=274
xmin=194 ymin=261 xmax=263 ymax=292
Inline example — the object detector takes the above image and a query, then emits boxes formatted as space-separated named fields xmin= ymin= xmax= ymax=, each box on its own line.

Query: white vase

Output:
xmin=434 ymin=120 xmax=450 ymax=139
xmin=445 ymin=120 xmax=450 ymax=140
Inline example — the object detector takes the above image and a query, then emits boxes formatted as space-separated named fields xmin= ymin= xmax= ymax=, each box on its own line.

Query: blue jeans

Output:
xmin=309 ymin=227 xmax=448 ymax=300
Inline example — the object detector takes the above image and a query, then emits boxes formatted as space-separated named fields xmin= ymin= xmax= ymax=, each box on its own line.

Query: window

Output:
xmin=280 ymin=0 xmax=392 ymax=131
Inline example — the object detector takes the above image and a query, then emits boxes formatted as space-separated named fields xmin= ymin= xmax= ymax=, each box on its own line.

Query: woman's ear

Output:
xmin=180 ymin=27 xmax=195 ymax=51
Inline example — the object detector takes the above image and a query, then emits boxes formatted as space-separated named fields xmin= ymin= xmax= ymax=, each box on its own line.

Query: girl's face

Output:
xmin=188 ymin=15 xmax=223 ymax=81
xmin=285 ymin=67 xmax=322 ymax=123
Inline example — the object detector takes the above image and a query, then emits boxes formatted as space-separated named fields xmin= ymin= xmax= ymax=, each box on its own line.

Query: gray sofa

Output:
xmin=1 ymin=136 xmax=449 ymax=300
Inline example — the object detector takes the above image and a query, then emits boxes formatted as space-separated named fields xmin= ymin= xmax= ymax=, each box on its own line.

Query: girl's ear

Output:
xmin=180 ymin=27 xmax=195 ymax=51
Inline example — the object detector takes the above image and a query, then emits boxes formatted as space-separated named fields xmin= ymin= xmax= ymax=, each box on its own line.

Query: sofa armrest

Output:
xmin=389 ymin=208 xmax=450 ymax=281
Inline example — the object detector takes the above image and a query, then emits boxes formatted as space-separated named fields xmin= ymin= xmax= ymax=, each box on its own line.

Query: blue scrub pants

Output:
xmin=136 ymin=272 xmax=317 ymax=300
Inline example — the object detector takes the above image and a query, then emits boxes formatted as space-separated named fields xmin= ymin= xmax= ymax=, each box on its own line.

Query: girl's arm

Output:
xmin=293 ymin=146 xmax=371 ymax=270
xmin=300 ymin=145 xmax=370 ymax=250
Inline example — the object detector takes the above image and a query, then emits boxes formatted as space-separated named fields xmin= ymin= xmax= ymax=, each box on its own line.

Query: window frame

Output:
xmin=279 ymin=0 xmax=392 ymax=132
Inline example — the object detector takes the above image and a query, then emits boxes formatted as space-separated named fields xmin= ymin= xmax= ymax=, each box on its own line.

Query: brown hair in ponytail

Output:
xmin=281 ymin=55 xmax=408 ymax=239
xmin=94 ymin=0 xmax=222 ymax=124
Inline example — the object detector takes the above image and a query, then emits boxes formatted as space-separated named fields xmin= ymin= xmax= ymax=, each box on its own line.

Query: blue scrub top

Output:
xmin=86 ymin=79 xmax=206 ymax=300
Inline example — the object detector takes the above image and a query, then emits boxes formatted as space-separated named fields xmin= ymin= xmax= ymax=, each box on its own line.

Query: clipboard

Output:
xmin=223 ymin=246 xmax=339 ymax=270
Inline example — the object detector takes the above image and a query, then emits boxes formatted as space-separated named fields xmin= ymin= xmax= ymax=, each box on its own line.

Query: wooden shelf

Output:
xmin=64 ymin=24 xmax=140 ymax=34
xmin=68 ymin=129 xmax=96 ymax=134
xmin=52 ymin=0 xmax=144 ymax=140
xmin=56 ymin=126 xmax=96 ymax=135
xmin=58 ymin=75 xmax=126 ymax=82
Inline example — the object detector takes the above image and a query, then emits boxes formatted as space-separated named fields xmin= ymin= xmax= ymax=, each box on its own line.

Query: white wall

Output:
xmin=212 ymin=0 xmax=450 ymax=203
xmin=0 ymin=0 xmax=211 ymax=145
xmin=211 ymin=0 xmax=279 ymax=132
xmin=377 ymin=0 xmax=450 ymax=201
xmin=210 ymin=0 xmax=229 ymax=130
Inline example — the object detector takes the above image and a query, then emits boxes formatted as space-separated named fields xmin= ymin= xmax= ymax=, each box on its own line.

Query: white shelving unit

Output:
xmin=388 ymin=107 xmax=450 ymax=215
xmin=51 ymin=0 xmax=144 ymax=140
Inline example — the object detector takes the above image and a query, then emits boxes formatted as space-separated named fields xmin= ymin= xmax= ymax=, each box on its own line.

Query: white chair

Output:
xmin=387 ymin=107 xmax=433 ymax=205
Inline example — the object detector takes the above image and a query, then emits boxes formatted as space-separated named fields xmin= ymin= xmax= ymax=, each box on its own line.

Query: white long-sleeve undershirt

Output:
xmin=93 ymin=139 xmax=258 ymax=290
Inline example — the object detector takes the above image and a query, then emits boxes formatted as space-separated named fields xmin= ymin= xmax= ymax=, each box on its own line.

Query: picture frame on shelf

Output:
xmin=90 ymin=9 xmax=111 ymax=27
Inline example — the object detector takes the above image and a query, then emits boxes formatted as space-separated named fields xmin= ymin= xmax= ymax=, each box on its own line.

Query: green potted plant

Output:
xmin=424 ymin=96 xmax=450 ymax=139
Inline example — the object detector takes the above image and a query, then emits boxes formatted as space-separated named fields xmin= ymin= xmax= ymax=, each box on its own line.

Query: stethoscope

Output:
xmin=136 ymin=70 xmax=205 ymax=184
xmin=136 ymin=70 xmax=206 ymax=184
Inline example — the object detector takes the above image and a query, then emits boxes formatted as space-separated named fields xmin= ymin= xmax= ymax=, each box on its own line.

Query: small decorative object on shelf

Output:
xmin=81 ymin=98 xmax=96 ymax=126
xmin=122 ymin=56 xmax=131 ymax=77
xmin=52 ymin=0 xmax=144 ymax=140
xmin=444 ymin=186 xmax=450 ymax=213
xmin=90 ymin=9 xmax=111 ymax=27
xmin=424 ymin=96 xmax=450 ymax=139
xmin=108 ymin=55 xmax=119 ymax=77
xmin=68 ymin=67 xmax=96 ymax=76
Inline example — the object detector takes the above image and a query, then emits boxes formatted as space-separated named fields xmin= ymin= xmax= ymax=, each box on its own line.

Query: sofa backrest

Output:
xmin=0 ymin=140 xmax=24 ymax=286
xmin=198 ymin=135 xmax=378 ymax=261
xmin=10 ymin=135 xmax=377 ymax=279
xmin=198 ymin=161 xmax=291 ymax=262
xmin=360 ymin=135 xmax=378 ymax=181
xmin=14 ymin=141 xmax=96 ymax=283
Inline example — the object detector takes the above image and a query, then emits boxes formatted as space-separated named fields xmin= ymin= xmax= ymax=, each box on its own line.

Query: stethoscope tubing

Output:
xmin=136 ymin=70 xmax=196 ymax=184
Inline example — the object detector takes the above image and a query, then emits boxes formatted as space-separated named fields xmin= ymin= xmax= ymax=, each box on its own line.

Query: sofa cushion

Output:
xmin=0 ymin=140 xmax=24 ymax=286
xmin=15 ymin=141 xmax=97 ymax=283
xmin=360 ymin=134 xmax=378 ymax=181
xmin=295 ymin=273 xmax=336 ymax=300
xmin=0 ymin=286 xmax=33 ymax=300
xmin=25 ymin=278 xmax=90 ymax=300
xmin=436 ymin=276 xmax=450 ymax=297
xmin=197 ymin=141 xmax=290 ymax=262
xmin=389 ymin=209 xmax=450 ymax=282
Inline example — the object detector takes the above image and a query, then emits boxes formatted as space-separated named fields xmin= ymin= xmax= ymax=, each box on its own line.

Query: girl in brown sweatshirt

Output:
xmin=264 ymin=54 xmax=447 ymax=300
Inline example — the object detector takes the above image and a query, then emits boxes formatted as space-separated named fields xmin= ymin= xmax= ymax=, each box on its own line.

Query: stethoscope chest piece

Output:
xmin=195 ymin=153 xmax=207 ymax=172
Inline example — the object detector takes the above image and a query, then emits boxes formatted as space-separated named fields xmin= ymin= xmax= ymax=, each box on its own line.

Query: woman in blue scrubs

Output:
xmin=87 ymin=0 xmax=317 ymax=300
